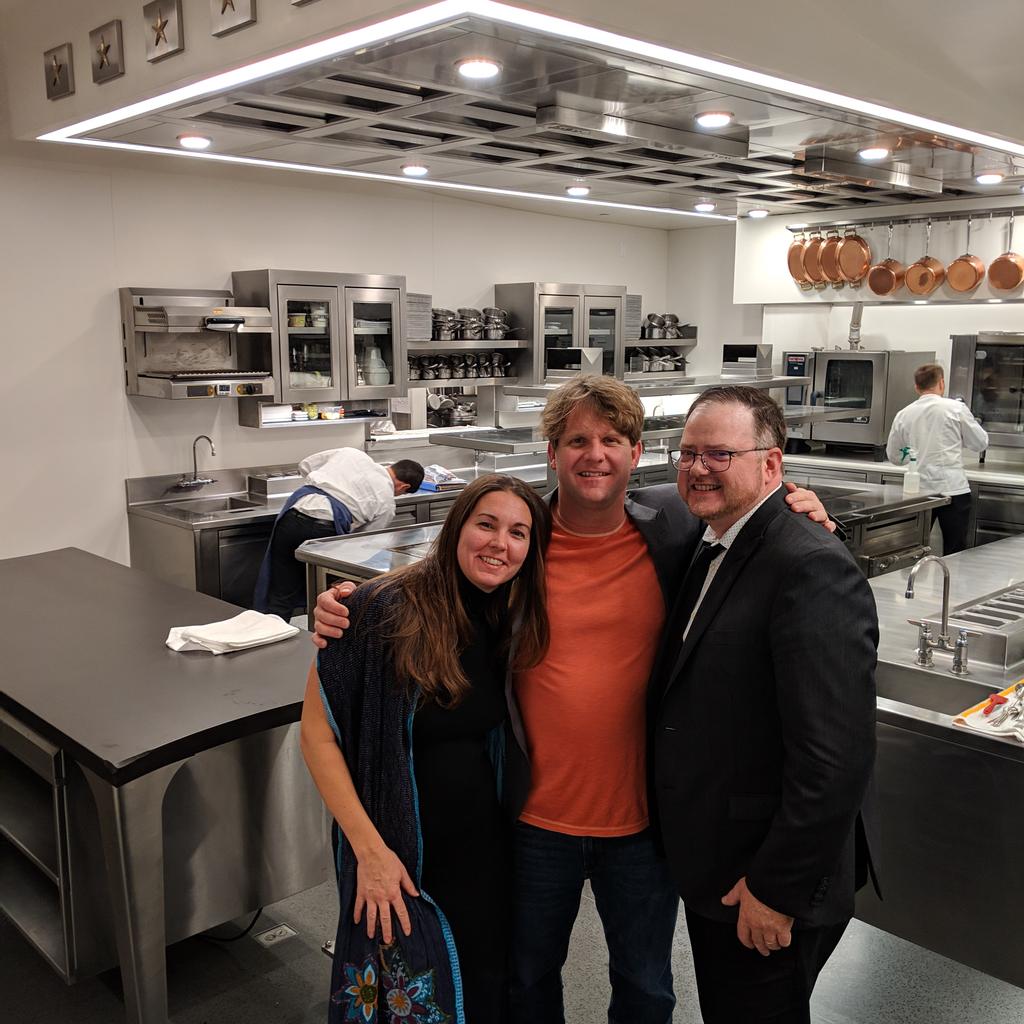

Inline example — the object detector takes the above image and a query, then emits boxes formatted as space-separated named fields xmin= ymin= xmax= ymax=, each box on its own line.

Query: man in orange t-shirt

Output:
xmin=311 ymin=376 xmax=833 ymax=1023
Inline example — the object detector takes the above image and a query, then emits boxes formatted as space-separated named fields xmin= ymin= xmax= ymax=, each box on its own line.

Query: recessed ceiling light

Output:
xmin=747 ymin=208 xmax=770 ymax=218
xmin=694 ymin=201 xmax=716 ymax=213
xmin=858 ymin=146 xmax=889 ymax=160
xmin=456 ymin=57 xmax=501 ymax=80
xmin=977 ymin=172 xmax=1004 ymax=185
xmin=565 ymin=184 xmax=590 ymax=197
xmin=177 ymin=134 xmax=211 ymax=150
xmin=695 ymin=111 xmax=733 ymax=129
xmin=401 ymin=162 xmax=429 ymax=177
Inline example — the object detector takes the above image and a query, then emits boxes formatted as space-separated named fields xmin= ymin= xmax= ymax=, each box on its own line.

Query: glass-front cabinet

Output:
xmin=584 ymin=295 xmax=623 ymax=376
xmin=232 ymin=270 xmax=409 ymax=412
xmin=494 ymin=282 xmax=626 ymax=384
xmin=539 ymin=295 xmax=581 ymax=377
xmin=345 ymin=286 xmax=405 ymax=401
xmin=277 ymin=285 xmax=342 ymax=403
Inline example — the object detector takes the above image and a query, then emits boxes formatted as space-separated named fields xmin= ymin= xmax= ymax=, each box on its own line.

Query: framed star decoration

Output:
xmin=211 ymin=0 xmax=256 ymax=38
xmin=89 ymin=20 xmax=125 ymax=84
xmin=143 ymin=0 xmax=184 ymax=63
xmin=43 ymin=43 xmax=75 ymax=100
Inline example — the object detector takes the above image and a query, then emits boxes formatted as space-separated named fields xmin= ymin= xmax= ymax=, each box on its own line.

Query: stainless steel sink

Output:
xmin=154 ymin=496 xmax=265 ymax=520
xmin=919 ymin=582 xmax=1024 ymax=670
xmin=876 ymin=663 xmax=1000 ymax=717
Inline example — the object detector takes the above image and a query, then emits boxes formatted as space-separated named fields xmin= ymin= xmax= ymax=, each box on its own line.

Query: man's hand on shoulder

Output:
xmin=310 ymin=581 xmax=356 ymax=650
xmin=721 ymin=876 xmax=794 ymax=957
xmin=784 ymin=480 xmax=836 ymax=534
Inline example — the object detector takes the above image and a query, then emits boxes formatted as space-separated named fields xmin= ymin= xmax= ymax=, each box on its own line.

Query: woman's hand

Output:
xmin=354 ymin=844 xmax=419 ymax=944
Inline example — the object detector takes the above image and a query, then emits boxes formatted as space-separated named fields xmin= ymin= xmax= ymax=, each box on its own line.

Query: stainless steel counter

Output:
xmin=784 ymin=450 xmax=1024 ymax=487
xmin=856 ymin=535 xmax=1024 ymax=989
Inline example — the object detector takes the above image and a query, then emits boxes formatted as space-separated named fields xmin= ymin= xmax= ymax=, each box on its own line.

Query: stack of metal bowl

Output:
xmin=457 ymin=307 xmax=484 ymax=340
xmin=482 ymin=306 xmax=510 ymax=341
xmin=432 ymin=308 xmax=460 ymax=341
xmin=641 ymin=312 xmax=685 ymax=339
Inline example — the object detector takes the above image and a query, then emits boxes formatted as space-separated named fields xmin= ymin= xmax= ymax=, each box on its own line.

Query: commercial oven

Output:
xmin=783 ymin=350 xmax=931 ymax=454
xmin=949 ymin=332 xmax=1024 ymax=449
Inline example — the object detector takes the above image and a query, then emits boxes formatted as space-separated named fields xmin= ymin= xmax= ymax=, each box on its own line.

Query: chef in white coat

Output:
xmin=254 ymin=448 xmax=423 ymax=618
xmin=886 ymin=363 xmax=988 ymax=554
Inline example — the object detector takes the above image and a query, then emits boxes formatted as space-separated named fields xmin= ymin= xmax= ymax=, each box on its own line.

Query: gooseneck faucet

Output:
xmin=906 ymin=554 xmax=951 ymax=642
xmin=176 ymin=435 xmax=217 ymax=489
xmin=905 ymin=554 xmax=975 ymax=673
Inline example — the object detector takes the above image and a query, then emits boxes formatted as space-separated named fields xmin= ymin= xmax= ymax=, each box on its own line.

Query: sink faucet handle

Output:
xmin=914 ymin=621 xmax=934 ymax=667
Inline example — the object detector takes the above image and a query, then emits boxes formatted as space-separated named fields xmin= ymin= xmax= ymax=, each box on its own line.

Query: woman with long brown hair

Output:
xmin=301 ymin=474 xmax=550 ymax=1024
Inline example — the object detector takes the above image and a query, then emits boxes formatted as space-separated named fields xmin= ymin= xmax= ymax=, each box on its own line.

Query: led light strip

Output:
xmin=61 ymin=138 xmax=732 ymax=219
xmin=36 ymin=0 xmax=1024 ymax=220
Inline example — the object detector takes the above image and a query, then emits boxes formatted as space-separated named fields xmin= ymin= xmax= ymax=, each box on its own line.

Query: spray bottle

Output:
xmin=901 ymin=446 xmax=921 ymax=496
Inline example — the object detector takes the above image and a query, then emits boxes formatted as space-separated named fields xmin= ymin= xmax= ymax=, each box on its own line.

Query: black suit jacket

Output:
xmin=650 ymin=488 xmax=879 ymax=927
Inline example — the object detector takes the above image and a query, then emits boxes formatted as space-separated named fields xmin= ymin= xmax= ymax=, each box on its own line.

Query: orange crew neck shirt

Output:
xmin=516 ymin=516 xmax=666 ymax=837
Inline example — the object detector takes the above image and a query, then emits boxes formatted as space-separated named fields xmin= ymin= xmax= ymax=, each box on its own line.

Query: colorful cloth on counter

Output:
xmin=316 ymin=584 xmax=462 ymax=1024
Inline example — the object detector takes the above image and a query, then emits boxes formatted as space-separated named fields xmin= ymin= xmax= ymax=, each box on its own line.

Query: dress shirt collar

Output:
xmin=700 ymin=484 xmax=783 ymax=550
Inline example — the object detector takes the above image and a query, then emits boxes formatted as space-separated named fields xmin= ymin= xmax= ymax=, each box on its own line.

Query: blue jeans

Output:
xmin=509 ymin=822 xmax=678 ymax=1024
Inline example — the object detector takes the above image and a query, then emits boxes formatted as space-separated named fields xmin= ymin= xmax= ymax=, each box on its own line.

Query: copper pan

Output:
xmin=988 ymin=211 xmax=1024 ymax=291
xmin=867 ymin=222 xmax=905 ymax=297
xmin=837 ymin=227 xmax=872 ymax=284
xmin=819 ymin=229 xmax=845 ymax=287
xmin=906 ymin=219 xmax=945 ymax=296
xmin=947 ymin=215 xmax=985 ymax=293
xmin=802 ymin=230 xmax=827 ymax=286
xmin=787 ymin=232 xmax=812 ymax=288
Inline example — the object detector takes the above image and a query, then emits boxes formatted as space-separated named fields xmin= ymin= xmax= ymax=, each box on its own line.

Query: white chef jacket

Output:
xmin=292 ymin=447 xmax=395 ymax=531
xmin=885 ymin=394 xmax=988 ymax=496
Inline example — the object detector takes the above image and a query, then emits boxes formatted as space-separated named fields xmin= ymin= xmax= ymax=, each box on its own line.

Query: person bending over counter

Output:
xmin=254 ymin=447 xmax=423 ymax=619
xmin=301 ymin=474 xmax=550 ymax=1024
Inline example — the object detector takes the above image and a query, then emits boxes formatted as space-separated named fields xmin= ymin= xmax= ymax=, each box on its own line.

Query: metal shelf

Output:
xmin=407 ymin=340 xmax=531 ymax=351
xmin=0 ymin=836 xmax=67 ymax=978
xmin=0 ymin=750 xmax=58 ymax=882
xmin=624 ymin=339 xmax=697 ymax=349
xmin=503 ymin=374 xmax=809 ymax=399
xmin=785 ymin=205 xmax=1024 ymax=233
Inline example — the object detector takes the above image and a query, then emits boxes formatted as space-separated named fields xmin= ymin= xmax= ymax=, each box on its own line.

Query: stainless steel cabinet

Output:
xmin=971 ymin=483 xmax=1024 ymax=546
xmin=495 ymin=282 xmax=626 ymax=383
xmin=232 ymin=269 xmax=408 ymax=406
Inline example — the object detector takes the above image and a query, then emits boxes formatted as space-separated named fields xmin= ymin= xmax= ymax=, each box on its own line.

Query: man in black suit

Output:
xmin=651 ymin=385 xmax=878 ymax=1024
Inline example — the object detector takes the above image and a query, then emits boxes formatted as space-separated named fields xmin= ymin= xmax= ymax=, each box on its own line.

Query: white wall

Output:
xmin=0 ymin=145 xmax=668 ymax=564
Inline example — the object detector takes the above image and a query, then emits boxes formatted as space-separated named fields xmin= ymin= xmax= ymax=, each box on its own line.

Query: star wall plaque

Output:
xmin=211 ymin=0 xmax=256 ymax=38
xmin=89 ymin=20 xmax=125 ymax=84
xmin=143 ymin=0 xmax=184 ymax=63
xmin=43 ymin=43 xmax=74 ymax=100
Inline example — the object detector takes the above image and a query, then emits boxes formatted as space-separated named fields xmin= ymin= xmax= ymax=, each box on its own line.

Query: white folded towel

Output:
xmin=166 ymin=610 xmax=300 ymax=654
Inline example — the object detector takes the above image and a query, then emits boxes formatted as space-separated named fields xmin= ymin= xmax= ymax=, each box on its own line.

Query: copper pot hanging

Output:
xmin=787 ymin=231 xmax=812 ymax=287
xmin=837 ymin=226 xmax=872 ymax=284
xmin=906 ymin=219 xmax=945 ymax=296
xmin=819 ymin=228 xmax=845 ymax=287
xmin=867 ymin=222 xmax=905 ymax=297
xmin=988 ymin=211 xmax=1024 ymax=291
xmin=947 ymin=215 xmax=986 ymax=293
xmin=802 ymin=229 xmax=827 ymax=286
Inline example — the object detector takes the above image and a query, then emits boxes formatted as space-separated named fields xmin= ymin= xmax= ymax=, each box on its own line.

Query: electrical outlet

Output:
xmin=254 ymin=923 xmax=297 ymax=947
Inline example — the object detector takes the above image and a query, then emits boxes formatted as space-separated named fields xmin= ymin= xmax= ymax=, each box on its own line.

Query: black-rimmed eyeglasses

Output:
xmin=669 ymin=447 xmax=772 ymax=472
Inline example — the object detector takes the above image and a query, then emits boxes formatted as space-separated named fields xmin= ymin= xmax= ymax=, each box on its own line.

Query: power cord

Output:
xmin=202 ymin=908 xmax=263 ymax=943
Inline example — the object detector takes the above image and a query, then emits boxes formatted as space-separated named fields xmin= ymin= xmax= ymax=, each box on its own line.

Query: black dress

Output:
xmin=412 ymin=574 xmax=510 ymax=1022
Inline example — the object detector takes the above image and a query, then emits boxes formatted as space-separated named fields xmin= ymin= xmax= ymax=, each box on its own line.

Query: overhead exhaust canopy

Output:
xmin=797 ymin=146 xmax=943 ymax=194
xmin=535 ymin=105 xmax=751 ymax=160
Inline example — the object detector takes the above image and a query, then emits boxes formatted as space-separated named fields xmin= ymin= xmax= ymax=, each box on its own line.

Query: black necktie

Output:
xmin=672 ymin=540 xmax=723 ymax=642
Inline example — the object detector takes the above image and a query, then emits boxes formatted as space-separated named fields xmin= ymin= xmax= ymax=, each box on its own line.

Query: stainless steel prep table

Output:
xmin=0 ymin=548 xmax=329 ymax=1024
xmin=858 ymin=535 xmax=1024 ymax=989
